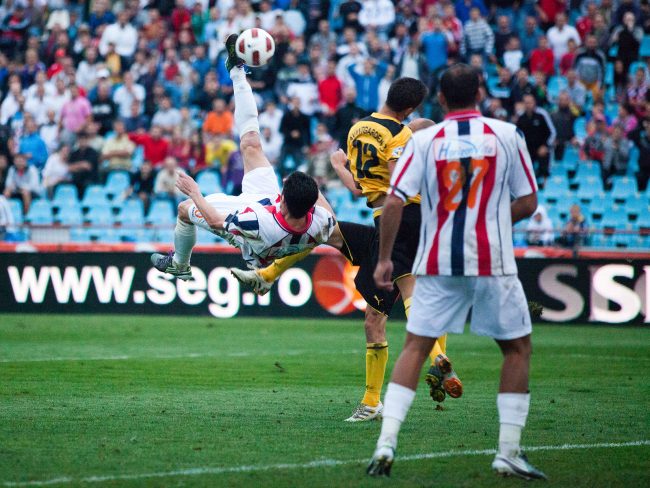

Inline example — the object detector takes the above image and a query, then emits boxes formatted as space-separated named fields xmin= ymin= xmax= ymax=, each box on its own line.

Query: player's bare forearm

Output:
xmin=511 ymin=193 xmax=538 ymax=224
xmin=330 ymin=149 xmax=362 ymax=196
xmin=378 ymin=195 xmax=404 ymax=262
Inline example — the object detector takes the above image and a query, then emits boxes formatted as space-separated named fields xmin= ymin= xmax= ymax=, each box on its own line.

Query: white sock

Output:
xmin=173 ymin=218 xmax=196 ymax=266
xmin=230 ymin=66 xmax=259 ymax=136
xmin=497 ymin=393 xmax=530 ymax=458
xmin=377 ymin=382 xmax=416 ymax=449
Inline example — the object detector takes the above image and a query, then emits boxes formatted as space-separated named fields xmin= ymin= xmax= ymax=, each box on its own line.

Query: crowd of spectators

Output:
xmin=0 ymin=0 xmax=649 ymax=246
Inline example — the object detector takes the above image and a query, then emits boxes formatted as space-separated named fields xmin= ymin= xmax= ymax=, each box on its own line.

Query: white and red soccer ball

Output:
xmin=235 ymin=28 xmax=276 ymax=67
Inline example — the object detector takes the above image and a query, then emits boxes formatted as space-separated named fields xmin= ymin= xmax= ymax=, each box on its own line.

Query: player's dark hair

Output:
xmin=440 ymin=64 xmax=480 ymax=110
xmin=385 ymin=77 xmax=428 ymax=113
xmin=282 ymin=171 xmax=319 ymax=219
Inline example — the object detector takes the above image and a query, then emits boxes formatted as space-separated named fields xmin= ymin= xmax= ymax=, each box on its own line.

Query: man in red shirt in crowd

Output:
xmin=529 ymin=35 xmax=555 ymax=78
xmin=318 ymin=60 xmax=343 ymax=118
xmin=577 ymin=2 xmax=598 ymax=41
xmin=129 ymin=125 xmax=169 ymax=166
xmin=536 ymin=0 xmax=567 ymax=30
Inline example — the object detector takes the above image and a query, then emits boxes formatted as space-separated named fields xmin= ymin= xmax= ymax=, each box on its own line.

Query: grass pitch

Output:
xmin=1 ymin=315 xmax=649 ymax=487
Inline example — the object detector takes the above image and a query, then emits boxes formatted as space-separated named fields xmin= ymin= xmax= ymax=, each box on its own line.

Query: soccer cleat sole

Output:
xmin=425 ymin=373 xmax=446 ymax=402
xmin=443 ymin=375 xmax=463 ymax=399
xmin=366 ymin=456 xmax=393 ymax=477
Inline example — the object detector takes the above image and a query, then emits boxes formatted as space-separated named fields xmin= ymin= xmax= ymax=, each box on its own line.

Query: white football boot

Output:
xmin=230 ymin=268 xmax=273 ymax=295
xmin=345 ymin=402 xmax=383 ymax=422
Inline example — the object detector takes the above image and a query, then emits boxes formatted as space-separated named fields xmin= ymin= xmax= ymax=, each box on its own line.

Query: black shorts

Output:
xmin=337 ymin=204 xmax=421 ymax=316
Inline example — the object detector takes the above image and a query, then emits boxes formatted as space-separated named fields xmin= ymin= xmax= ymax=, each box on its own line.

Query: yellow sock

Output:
xmin=362 ymin=342 xmax=388 ymax=407
xmin=258 ymin=248 xmax=313 ymax=283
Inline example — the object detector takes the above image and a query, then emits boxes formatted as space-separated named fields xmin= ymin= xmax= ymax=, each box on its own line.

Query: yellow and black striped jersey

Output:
xmin=347 ymin=113 xmax=421 ymax=206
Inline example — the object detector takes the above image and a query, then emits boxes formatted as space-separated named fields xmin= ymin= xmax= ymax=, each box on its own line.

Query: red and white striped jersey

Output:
xmin=389 ymin=110 xmax=537 ymax=276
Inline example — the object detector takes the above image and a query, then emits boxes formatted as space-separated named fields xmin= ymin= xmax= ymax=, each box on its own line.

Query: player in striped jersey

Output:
xmin=368 ymin=64 xmax=546 ymax=480
xmin=151 ymin=35 xmax=336 ymax=277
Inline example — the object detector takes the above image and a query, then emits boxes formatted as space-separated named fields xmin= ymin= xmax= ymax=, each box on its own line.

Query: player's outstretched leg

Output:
xmin=491 ymin=335 xmax=547 ymax=480
xmin=150 ymin=200 xmax=195 ymax=280
xmin=226 ymin=34 xmax=272 ymax=174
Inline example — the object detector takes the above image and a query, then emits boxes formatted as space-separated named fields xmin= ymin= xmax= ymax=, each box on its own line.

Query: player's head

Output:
xmin=282 ymin=171 xmax=319 ymax=219
xmin=439 ymin=64 xmax=480 ymax=111
xmin=385 ymin=77 xmax=428 ymax=120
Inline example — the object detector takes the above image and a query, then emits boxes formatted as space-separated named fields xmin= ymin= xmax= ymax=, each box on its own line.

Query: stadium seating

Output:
xmin=196 ymin=170 xmax=223 ymax=195
xmin=25 ymin=200 xmax=53 ymax=225
xmin=576 ymin=176 xmax=604 ymax=202
xmin=52 ymin=184 xmax=79 ymax=209
xmin=104 ymin=171 xmax=131 ymax=199
xmin=85 ymin=205 xmax=114 ymax=226
xmin=8 ymin=199 xmax=23 ymax=225
xmin=640 ymin=35 xmax=650 ymax=57
xmin=610 ymin=176 xmax=637 ymax=202
xmin=80 ymin=185 xmax=109 ymax=210
xmin=116 ymin=199 xmax=145 ymax=225
xmin=146 ymin=200 xmax=176 ymax=225
xmin=56 ymin=206 xmax=84 ymax=226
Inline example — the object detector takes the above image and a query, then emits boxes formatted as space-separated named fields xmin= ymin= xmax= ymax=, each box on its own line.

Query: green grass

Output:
xmin=1 ymin=315 xmax=649 ymax=487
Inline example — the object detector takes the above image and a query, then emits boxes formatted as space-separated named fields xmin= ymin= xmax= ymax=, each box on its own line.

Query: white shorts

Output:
xmin=406 ymin=275 xmax=532 ymax=341
xmin=188 ymin=167 xmax=280 ymax=231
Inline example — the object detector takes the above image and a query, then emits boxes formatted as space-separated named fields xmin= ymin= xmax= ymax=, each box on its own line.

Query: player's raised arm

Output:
xmin=330 ymin=149 xmax=362 ymax=196
xmin=175 ymin=171 xmax=227 ymax=231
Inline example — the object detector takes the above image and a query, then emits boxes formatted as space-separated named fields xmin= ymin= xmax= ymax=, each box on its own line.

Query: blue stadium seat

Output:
xmin=116 ymin=198 xmax=145 ymax=225
xmin=638 ymin=211 xmax=650 ymax=229
xmin=52 ymin=184 xmax=79 ymax=208
xmin=104 ymin=171 xmax=131 ymax=199
xmin=154 ymin=227 xmax=175 ymax=243
xmin=590 ymin=232 xmax=611 ymax=248
xmin=326 ymin=187 xmax=353 ymax=209
xmin=25 ymin=200 xmax=53 ymax=225
xmin=88 ymin=228 xmax=120 ymax=243
xmin=146 ymin=199 xmax=175 ymax=225
xmin=120 ymin=227 xmax=154 ymax=243
xmin=640 ymin=35 xmax=650 ymax=57
xmin=85 ymin=206 xmax=114 ymax=225
xmin=610 ymin=176 xmax=637 ymax=202
xmin=544 ymin=175 xmax=570 ymax=202
xmin=601 ymin=205 xmax=629 ymax=228
xmin=625 ymin=194 xmax=649 ymax=219
xmin=574 ymin=117 xmax=587 ymax=140
xmin=549 ymin=163 xmax=568 ymax=178
xmin=576 ymin=176 xmax=604 ymax=202
xmin=611 ymin=224 xmax=636 ymax=248
xmin=132 ymin=145 xmax=144 ymax=169
xmin=8 ymin=199 xmax=23 ymax=224
xmin=604 ymin=63 xmax=614 ymax=85
xmin=574 ymin=161 xmax=601 ymax=180
xmin=196 ymin=170 xmax=222 ymax=195
xmin=628 ymin=146 xmax=640 ymax=176
xmin=546 ymin=206 xmax=561 ymax=225
xmin=80 ymin=185 xmax=109 ymax=209
xmin=560 ymin=146 xmax=580 ymax=167
xmin=56 ymin=206 xmax=83 ymax=226
xmin=547 ymin=76 xmax=568 ymax=103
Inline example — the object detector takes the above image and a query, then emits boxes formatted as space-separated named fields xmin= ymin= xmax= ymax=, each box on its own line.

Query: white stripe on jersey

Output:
xmin=390 ymin=110 xmax=537 ymax=277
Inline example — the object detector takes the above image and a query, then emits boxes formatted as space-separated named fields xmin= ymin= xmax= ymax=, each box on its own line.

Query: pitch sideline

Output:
xmin=3 ymin=440 xmax=649 ymax=486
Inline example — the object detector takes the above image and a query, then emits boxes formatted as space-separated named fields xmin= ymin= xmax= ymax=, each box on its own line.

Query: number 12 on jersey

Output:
xmin=442 ymin=158 xmax=489 ymax=211
xmin=352 ymin=140 xmax=381 ymax=180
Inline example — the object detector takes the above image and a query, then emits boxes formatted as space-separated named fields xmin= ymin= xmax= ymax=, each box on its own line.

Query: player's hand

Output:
xmin=330 ymin=149 xmax=347 ymax=169
xmin=175 ymin=171 xmax=200 ymax=197
xmin=374 ymin=259 xmax=394 ymax=291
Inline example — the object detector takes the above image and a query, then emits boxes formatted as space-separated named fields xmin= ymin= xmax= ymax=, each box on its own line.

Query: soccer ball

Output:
xmin=235 ymin=28 xmax=276 ymax=67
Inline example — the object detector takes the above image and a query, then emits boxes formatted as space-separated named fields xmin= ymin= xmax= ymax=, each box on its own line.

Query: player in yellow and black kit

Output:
xmin=231 ymin=78 xmax=462 ymax=421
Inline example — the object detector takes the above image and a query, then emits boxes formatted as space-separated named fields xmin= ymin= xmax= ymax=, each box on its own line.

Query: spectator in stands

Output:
xmin=91 ymin=80 xmax=117 ymax=135
xmin=102 ymin=120 xmax=135 ymax=173
xmin=154 ymin=156 xmax=184 ymax=201
xmin=222 ymin=149 xmax=244 ymax=196
xmin=151 ymin=96 xmax=182 ymax=136
xmin=420 ymin=17 xmax=451 ymax=73
xmin=113 ymin=72 xmax=145 ymax=119
xmin=460 ymin=7 xmax=494 ymax=61
xmin=124 ymin=159 xmax=153 ymax=206
xmin=60 ymin=83 xmax=92 ymax=146
xmin=529 ymin=36 xmax=555 ymax=78
xmin=627 ymin=67 xmax=648 ymax=120
xmin=520 ymin=15 xmax=542 ymax=60
xmin=0 ymin=4 xmax=29 ymax=58
xmin=559 ymin=38 xmax=578 ymax=76
xmin=18 ymin=118 xmax=48 ymax=170
xmin=40 ymin=110 xmax=60 ymax=153
xmin=279 ymin=96 xmax=311 ymax=177
xmin=42 ymin=145 xmax=71 ymax=198
xmin=335 ymin=87 xmax=367 ymax=150
xmin=347 ymin=58 xmax=387 ymax=112
xmin=3 ymin=153 xmax=40 ymax=213
xmin=260 ymin=126 xmax=283 ymax=167
xmin=559 ymin=204 xmax=588 ymax=248
xmin=308 ymin=123 xmax=337 ymax=192
xmin=99 ymin=9 xmax=138 ymax=61
xmin=69 ymin=132 xmax=99 ymax=198
xmin=502 ymin=37 xmax=524 ymax=75
xmin=551 ymin=92 xmax=577 ymax=161
xmin=547 ymin=12 xmax=580 ymax=61
xmin=200 ymin=97 xmax=233 ymax=139
xmin=0 ymin=79 xmax=23 ymax=125
xmin=129 ymin=125 xmax=169 ymax=167
xmin=76 ymin=47 xmax=102 ymax=91
xmin=318 ymin=59 xmax=343 ymax=130
xmin=565 ymin=69 xmax=587 ymax=112
xmin=629 ymin=118 xmax=650 ymax=191
xmin=510 ymin=68 xmax=536 ymax=106
xmin=490 ymin=67 xmax=514 ymax=114
xmin=603 ymin=126 xmax=632 ymax=185
xmin=526 ymin=205 xmax=555 ymax=247
xmin=0 ymin=154 xmax=7 ymax=193
xmin=287 ymin=61 xmax=319 ymax=116
xmin=258 ymin=100 xmax=283 ymax=140
xmin=612 ymin=103 xmax=639 ymax=136
xmin=582 ymin=116 xmax=608 ymax=163
xmin=573 ymin=34 xmax=606 ymax=96
xmin=494 ymin=15 xmax=514 ymax=62
xmin=122 ymin=100 xmax=149 ymax=133
xmin=359 ymin=0 xmax=396 ymax=36
xmin=168 ymin=127 xmax=192 ymax=170
xmin=611 ymin=12 xmax=643 ymax=75
xmin=516 ymin=94 xmax=556 ymax=183
xmin=454 ymin=0 xmax=488 ymax=25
